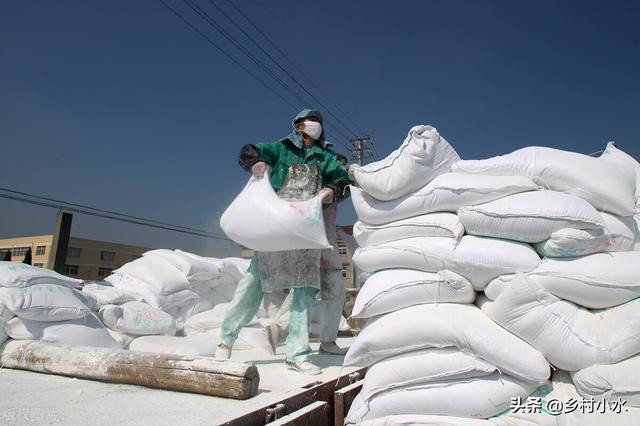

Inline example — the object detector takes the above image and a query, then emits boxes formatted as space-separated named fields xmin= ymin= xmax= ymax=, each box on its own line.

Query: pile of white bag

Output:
xmin=0 ymin=262 xmax=120 ymax=349
xmin=0 ymin=252 xmax=273 ymax=357
xmin=346 ymin=132 xmax=640 ymax=424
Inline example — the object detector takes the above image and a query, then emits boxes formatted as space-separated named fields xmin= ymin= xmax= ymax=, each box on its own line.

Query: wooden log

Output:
xmin=0 ymin=340 xmax=259 ymax=399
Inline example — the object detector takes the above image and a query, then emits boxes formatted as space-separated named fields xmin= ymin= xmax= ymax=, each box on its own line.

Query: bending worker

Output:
xmin=215 ymin=109 xmax=350 ymax=375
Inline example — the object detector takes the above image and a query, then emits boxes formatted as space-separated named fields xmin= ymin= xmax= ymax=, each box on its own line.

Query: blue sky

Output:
xmin=1 ymin=0 xmax=639 ymax=256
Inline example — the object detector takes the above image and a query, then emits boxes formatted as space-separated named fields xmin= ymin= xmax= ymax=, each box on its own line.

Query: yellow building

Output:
xmin=0 ymin=235 xmax=151 ymax=281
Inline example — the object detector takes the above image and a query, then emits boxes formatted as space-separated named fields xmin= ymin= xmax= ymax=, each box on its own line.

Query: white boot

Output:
xmin=215 ymin=343 xmax=232 ymax=360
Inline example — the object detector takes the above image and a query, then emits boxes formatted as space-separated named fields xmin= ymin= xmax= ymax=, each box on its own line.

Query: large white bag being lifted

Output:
xmin=480 ymin=274 xmax=640 ymax=371
xmin=351 ymin=269 xmax=475 ymax=318
xmin=350 ymin=125 xmax=460 ymax=201
xmin=220 ymin=175 xmax=330 ymax=251
xmin=346 ymin=373 xmax=539 ymax=422
xmin=452 ymin=146 xmax=638 ymax=216
xmin=351 ymin=173 xmax=538 ymax=225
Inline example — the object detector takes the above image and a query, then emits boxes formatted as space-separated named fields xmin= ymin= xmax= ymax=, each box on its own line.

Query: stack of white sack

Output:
xmin=189 ymin=256 xmax=251 ymax=313
xmin=0 ymin=262 xmax=119 ymax=349
xmin=490 ymin=370 xmax=640 ymax=426
xmin=448 ymin=142 xmax=640 ymax=424
xmin=104 ymin=251 xmax=202 ymax=328
xmin=453 ymin=144 xmax=640 ymax=256
xmin=345 ymin=127 xmax=551 ymax=424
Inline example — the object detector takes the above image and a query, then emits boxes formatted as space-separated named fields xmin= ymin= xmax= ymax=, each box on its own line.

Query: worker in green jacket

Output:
xmin=215 ymin=109 xmax=350 ymax=375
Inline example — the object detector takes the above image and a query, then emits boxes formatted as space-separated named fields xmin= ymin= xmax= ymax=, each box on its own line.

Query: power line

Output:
xmin=157 ymin=0 xmax=352 ymax=151
xmin=207 ymin=0 xmax=358 ymax=139
xmin=0 ymin=190 xmax=231 ymax=241
xmin=157 ymin=0 xmax=299 ymax=111
xmin=223 ymin=0 xmax=366 ymax=136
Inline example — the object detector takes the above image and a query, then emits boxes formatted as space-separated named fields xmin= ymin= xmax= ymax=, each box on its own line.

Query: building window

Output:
xmin=64 ymin=265 xmax=79 ymax=275
xmin=33 ymin=262 xmax=44 ymax=268
xmin=100 ymin=251 xmax=116 ymax=261
xmin=98 ymin=267 xmax=113 ymax=277
xmin=35 ymin=245 xmax=46 ymax=256
xmin=68 ymin=247 xmax=81 ymax=258
xmin=338 ymin=247 xmax=348 ymax=256
xmin=342 ymin=268 xmax=348 ymax=278
xmin=12 ymin=247 xmax=30 ymax=257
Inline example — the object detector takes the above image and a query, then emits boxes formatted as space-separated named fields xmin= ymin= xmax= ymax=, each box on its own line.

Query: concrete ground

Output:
xmin=0 ymin=337 xmax=356 ymax=426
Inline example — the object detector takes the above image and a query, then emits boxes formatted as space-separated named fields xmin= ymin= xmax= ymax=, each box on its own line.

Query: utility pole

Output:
xmin=349 ymin=135 xmax=374 ymax=165
xmin=49 ymin=211 xmax=72 ymax=274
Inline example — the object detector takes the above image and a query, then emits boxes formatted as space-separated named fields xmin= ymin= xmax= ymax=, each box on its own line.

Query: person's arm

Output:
xmin=321 ymin=155 xmax=351 ymax=203
xmin=238 ymin=142 xmax=281 ymax=176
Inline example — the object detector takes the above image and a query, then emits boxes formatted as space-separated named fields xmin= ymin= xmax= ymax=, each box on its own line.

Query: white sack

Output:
xmin=491 ymin=370 xmax=640 ymax=426
xmin=353 ymin=213 xmax=464 ymax=247
xmin=107 ymin=256 xmax=190 ymax=296
xmin=531 ymin=252 xmax=640 ymax=309
xmin=360 ymin=348 xmax=496 ymax=401
xmin=452 ymin=146 xmax=637 ymax=216
xmin=99 ymin=301 xmax=176 ymax=336
xmin=0 ymin=261 xmax=81 ymax=288
xmin=571 ymin=355 xmax=640 ymax=407
xmin=142 ymin=249 xmax=220 ymax=281
xmin=600 ymin=141 xmax=640 ymax=205
xmin=344 ymin=303 xmax=550 ymax=384
xmin=480 ymin=274 xmax=640 ymax=371
xmin=352 ymin=269 xmax=475 ymax=318
xmin=458 ymin=191 xmax=605 ymax=243
xmin=351 ymin=173 xmax=539 ymax=225
xmin=5 ymin=314 xmax=120 ymax=349
xmin=0 ymin=284 xmax=91 ymax=321
xmin=352 ymin=236 xmax=540 ymax=290
xmin=356 ymin=416 xmax=494 ymax=426
xmin=220 ymin=174 xmax=330 ymax=251
xmin=81 ymin=283 xmax=138 ymax=308
xmin=534 ymin=212 xmax=637 ymax=257
xmin=350 ymin=125 xmax=460 ymax=201
xmin=346 ymin=373 xmax=540 ymax=423
xmin=128 ymin=335 xmax=219 ymax=357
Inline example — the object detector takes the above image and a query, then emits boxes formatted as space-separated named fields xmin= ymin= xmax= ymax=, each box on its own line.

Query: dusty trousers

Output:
xmin=219 ymin=257 xmax=318 ymax=362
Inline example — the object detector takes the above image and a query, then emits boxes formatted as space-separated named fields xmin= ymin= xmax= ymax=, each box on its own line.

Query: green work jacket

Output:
xmin=255 ymin=139 xmax=349 ymax=194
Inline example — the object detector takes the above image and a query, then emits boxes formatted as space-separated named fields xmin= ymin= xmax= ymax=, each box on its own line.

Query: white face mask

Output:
xmin=301 ymin=120 xmax=322 ymax=140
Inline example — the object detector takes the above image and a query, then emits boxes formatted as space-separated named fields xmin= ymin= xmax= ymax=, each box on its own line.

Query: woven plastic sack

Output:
xmin=220 ymin=175 xmax=329 ymax=251
xmin=480 ymin=274 xmax=640 ymax=371
xmin=352 ymin=235 xmax=540 ymax=290
xmin=0 ymin=261 xmax=81 ymax=288
xmin=353 ymin=213 xmax=464 ymax=247
xmin=99 ymin=301 xmax=177 ymax=336
xmin=351 ymin=173 xmax=538 ymax=225
xmin=571 ymin=354 xmax=640 ymax=407
xmin=350 ymin=125 xmax=460 ymax=201
xmin=0 ymin=284 xmax=92 ymax=321
xmin=452 ymin=146 xmax=637 ymax=216
xmin=344 ymin=303 xmax=550 ymax=384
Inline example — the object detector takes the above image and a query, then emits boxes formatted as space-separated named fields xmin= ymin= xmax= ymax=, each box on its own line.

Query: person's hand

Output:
xmin=251 ymin=161 xmax=267 ymax=178
xmin=348 ymin=164 xmax=360 ymax=181
xmin=319 ymin=188 xmax=334 ymax=204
